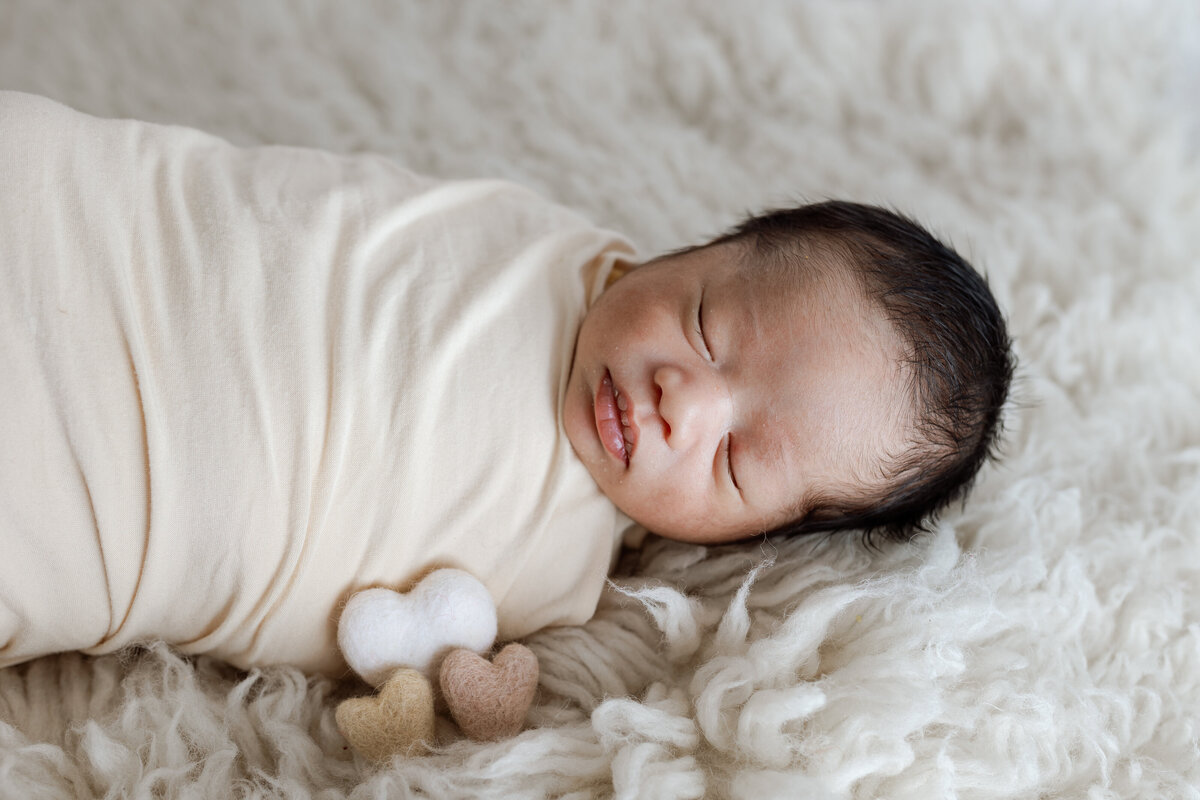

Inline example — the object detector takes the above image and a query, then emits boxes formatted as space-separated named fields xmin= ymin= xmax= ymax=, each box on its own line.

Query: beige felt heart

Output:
xmin=336 ymin=668 xmax=435 ymax=763
xmin=439 ymin=643 xmax=539 ymax=741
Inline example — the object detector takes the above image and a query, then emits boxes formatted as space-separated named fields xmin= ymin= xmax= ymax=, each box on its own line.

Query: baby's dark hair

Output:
xmin=710 ymin=200 xmax=1014 ymax=545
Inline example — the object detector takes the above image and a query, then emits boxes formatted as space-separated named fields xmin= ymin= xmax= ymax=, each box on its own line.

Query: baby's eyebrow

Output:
xmin=733 ymin=287 xmax=770 ymax=354
xmin=739 ymin=417 xmax=790 ymax=510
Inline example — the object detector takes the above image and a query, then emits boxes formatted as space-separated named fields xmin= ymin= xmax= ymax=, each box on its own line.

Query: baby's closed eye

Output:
xmin=695 ymin=289 xmax=713 ymax=360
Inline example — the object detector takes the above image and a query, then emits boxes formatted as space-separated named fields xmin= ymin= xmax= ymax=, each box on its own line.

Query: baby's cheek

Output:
xmin=618 ymin=481 xmax=714 ymax=540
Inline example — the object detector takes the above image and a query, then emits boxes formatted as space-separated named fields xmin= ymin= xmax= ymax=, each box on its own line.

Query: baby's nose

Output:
xmin=654 ymin=364 xmax=730 ymax=449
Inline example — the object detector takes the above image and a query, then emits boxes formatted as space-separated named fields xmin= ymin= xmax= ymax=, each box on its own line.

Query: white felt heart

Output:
xmin=338 ymin=568 xmax=498 ymax=687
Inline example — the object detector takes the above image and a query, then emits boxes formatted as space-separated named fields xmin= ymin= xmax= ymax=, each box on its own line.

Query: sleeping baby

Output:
xmin=0 ymin=91 xmax=1012 ymax=676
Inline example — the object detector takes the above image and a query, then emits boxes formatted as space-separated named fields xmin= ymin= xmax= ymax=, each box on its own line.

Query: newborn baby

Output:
xmin=0 ymin=92 xmax=1012 ymax=675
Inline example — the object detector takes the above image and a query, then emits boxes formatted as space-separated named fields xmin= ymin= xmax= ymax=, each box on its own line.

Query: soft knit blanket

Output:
xmin=2 ymin=2 xmax=1199 ymax=798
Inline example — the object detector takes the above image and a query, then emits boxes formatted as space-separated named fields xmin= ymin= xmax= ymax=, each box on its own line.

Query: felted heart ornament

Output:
xmin=335 ymin=668 xmax=435 ymax=763
xmin=338 ymin=568 xmax=498 ymax=687
xmin=439 ymin=643 xmax=539 ymax=741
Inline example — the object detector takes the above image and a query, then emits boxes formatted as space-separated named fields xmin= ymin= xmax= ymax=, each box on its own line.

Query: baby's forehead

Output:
xmin=725 ymin=249 xmax=886 ymax=327
xmin=629 ymin=239 xmax=893 ymax=341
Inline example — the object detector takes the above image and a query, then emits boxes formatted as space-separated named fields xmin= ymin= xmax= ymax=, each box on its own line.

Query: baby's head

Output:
xmin=564 ymin=201 xmax=1013 ymax=545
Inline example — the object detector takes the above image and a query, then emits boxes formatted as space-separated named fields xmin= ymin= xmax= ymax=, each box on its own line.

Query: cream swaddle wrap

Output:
xmin=0 ymin=92 xmax=635 ymax=675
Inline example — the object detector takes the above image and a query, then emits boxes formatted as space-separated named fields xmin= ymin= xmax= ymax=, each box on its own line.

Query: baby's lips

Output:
xmin=616 ymin=389 xmax=639 ymax=455
xmin=595 ymin=372 xmax=628 ymax=465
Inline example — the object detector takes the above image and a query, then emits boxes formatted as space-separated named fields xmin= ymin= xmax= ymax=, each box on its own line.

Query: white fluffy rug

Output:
xmin=3 ymin=2 xmax=1200 ymax=797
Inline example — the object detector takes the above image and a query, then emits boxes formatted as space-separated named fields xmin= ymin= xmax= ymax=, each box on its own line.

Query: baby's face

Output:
xmin=564 ymin=242 xmax=912 ymax=543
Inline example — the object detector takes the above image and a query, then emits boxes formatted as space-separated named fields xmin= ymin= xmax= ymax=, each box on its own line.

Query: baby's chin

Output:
xmin=610 ymin=502 xmax=754 ymax=546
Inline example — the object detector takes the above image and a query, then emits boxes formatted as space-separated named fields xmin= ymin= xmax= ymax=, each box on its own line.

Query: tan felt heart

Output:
xmin=439 ymin=643 xmax=539 ymax=741
xmin=336 ymin=668 xmax=435 ymax=763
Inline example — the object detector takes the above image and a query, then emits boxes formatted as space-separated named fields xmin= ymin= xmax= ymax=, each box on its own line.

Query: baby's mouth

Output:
xmin=595 ymin=370 xmax=637 ymax=466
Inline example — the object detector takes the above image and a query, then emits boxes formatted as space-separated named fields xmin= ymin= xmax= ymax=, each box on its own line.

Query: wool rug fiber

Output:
xmin=2 ymin=1 xmax=1199 ymax=797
